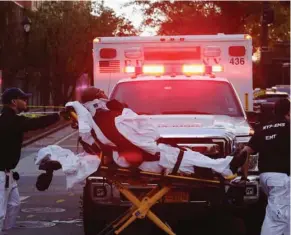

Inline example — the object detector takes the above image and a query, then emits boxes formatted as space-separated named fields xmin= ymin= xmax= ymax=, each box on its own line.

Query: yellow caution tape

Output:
xmin=21 ymin=113 xmax=46 ymax=118
xmin=26 ymin=105 xmax=65 ymax=109
xmin=56 ymin=199 xmax=65 ymax=203
xmin=0 ymin=105 xmax=65 ymax=109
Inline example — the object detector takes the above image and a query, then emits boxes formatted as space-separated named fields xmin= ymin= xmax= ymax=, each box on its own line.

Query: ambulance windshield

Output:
xmin=110 ymin=80 xmax=244 ymax=117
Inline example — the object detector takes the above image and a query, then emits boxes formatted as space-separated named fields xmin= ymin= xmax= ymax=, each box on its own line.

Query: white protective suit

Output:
xmin=35 ymin=145 xmax=101 ymax=189
xmin=0 ymin=171 xmax=20 ymax=231
xmin=260 ymin=172 xmax=290 ymax=235
xmin=65 ymin=100 xmax=234 ymax=177
xmin=35 ymin=145 xmax=163 ymax=190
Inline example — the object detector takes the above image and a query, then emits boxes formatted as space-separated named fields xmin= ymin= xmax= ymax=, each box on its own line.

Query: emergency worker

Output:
xmin=240 ymin=98 xmax=290 ymax=235
xmin=0 ymin=88 xmax=60 ymax=233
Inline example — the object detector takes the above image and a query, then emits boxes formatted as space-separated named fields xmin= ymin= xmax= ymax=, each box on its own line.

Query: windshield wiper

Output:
xmin=161 ymin=110 xmax=214 ymax=115
xmin=137 ymin=112 xmax=154 ymax=115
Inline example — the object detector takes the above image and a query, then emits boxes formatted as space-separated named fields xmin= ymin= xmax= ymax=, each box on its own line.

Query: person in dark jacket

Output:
xmin=238 ymin=98 xmax=290 ymax=235
xmin=0 ymin=87 xmax=60 ymax=233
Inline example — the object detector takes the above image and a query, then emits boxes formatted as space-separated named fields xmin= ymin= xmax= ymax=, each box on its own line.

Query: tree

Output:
xmin=25 ymin=1 xmax=137 ymax=106
xmin=0 ymin=2 xmax=28 ymax=89
xmin=127 ymin=1 xmax=290 ymax=48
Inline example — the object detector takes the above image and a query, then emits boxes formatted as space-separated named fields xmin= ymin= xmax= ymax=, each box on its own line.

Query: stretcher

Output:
xmin=65 ymin=110 xmax=238 ymax=235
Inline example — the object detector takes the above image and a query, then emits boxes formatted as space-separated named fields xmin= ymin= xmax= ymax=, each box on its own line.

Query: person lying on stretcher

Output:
xmin=53 ymin=87 xmax=247 ymax=179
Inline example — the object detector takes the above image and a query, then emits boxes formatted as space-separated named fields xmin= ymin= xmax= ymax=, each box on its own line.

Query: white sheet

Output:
xmin=65 ymin=101 xmax=115 ymax=147
xmin=36 ymin=145 xmax=101 ymax=189
xmin=63 ymin=101 xmax=235 ymax=178
xmin=115 ymin=108 xmax=160 ymax=155
xmin=35 ymin=145 xmax=163 ymax=189
xmin=158 ymin=144 xmax=233 ymax=176
xmin=65 ymin=101 xmax=163 ymax=174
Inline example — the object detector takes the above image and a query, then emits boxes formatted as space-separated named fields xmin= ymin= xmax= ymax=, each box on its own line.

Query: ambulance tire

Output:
xmin=82 ymin=183 xmax=106 ymax=235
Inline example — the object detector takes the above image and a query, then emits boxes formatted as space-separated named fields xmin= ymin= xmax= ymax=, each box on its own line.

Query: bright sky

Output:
xmin=102 ymin=0 xmax=157 ymax=36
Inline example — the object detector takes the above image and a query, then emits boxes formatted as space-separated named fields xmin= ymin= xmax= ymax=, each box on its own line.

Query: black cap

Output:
xmin=1 ymin=87 xmax=32 ymax=104
xmin=274 ymin=98 xmax=290 ymax=117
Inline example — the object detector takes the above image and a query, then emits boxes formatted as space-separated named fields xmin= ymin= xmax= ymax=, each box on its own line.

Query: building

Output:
xmin=15 ymin=1 xmax=44 ymax=11
xmin=0 ymin=1 xmax=36 ymax=102
xmin=13 ymin=1 xmax=32 ymax=9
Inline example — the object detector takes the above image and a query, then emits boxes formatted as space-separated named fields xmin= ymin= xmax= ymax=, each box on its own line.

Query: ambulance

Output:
xmin=93 ymin=34 xmax=253 ymax=111
xmin=84 ymin=34 xmax=261 ymax=235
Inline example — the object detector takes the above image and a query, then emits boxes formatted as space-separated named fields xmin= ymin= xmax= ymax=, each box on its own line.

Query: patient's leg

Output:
xmin=158 ymin=144 xmax=245 ymax=176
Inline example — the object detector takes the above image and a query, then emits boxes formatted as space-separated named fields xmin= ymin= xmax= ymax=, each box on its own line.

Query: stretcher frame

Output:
xmin=67 ymin=110 xmax=237 ymax=235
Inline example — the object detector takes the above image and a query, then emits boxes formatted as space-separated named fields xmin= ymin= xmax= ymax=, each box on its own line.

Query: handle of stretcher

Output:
xmin=65 ymin=109 xmax=104 ymax=161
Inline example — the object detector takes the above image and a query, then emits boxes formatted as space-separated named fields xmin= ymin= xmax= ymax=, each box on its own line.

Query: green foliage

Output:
xmin=0 ymin=2 xmax=27 ymax=86
xmin=128 ymin=1 xmax=290 ymax=48
xmin=1 ymin=1 xmax=137 ymax=105
xmin=29 ymin=1 xmax=137 ymax=105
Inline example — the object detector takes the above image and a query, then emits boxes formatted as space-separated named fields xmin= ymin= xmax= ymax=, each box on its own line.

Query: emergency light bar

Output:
xmin=142 ymin=65 xmax=165 ymax=74
xmin=182 ymin=64 xmax=205 ymax=74
xmin=212 ymin=65 xmax=224 ymax=72
xmin=125 ymin=64 xmax=224 ymax=77
xmin=125 ymin=66 xmax=135 ymax=73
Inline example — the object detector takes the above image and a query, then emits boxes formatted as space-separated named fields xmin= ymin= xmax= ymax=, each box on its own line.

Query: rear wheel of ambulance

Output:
xmin=82 ymin=182 xmax=107 ymax=235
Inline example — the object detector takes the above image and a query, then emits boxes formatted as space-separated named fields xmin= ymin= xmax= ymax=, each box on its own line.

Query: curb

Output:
xmin=22 ymin=123 xmax=71 ymax=147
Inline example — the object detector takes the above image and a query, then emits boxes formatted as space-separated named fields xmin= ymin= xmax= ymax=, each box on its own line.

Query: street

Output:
xmin=6 ymin=126 xmax=264 ymax=235
xmin=11 ymin=126 xmax=83 ymax=235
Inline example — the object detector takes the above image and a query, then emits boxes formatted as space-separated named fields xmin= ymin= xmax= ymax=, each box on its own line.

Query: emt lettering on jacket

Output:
xmin=263 ymin=123 xmax=286 ymax=130
xmin=266 ymin=134 xmax=277 ymax=140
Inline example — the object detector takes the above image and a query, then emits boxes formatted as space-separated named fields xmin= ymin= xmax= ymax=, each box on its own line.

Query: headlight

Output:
xmin=234 ymin=136 xmax=259 ymax=172
xmin=248 ymin=153 xmax=259 ymax=172
xmin=235 ymin=136 xmax=251 ymax=144
xmin=233 ymin=136 xmax=251 ymax=152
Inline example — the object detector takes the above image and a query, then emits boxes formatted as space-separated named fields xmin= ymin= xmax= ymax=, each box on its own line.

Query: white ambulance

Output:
xmin=84 ymin=34 xmax=261 ymax=235
xmin=93 ymin=34 xmax=253 ymax=111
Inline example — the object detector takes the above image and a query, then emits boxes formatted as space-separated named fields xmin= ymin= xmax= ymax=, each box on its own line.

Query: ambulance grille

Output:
xmin=158 ymin=137 xmax=231 ymax=158
xmin=99 ymin=60 xmax=120 ymax=73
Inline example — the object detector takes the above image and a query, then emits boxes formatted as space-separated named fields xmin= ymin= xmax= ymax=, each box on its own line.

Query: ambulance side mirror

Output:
xmin=246 ymin=111 xmax=259 ymax=127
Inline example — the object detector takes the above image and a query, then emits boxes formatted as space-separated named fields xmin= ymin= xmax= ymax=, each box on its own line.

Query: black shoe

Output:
xmin=36 ymin=172 xmax=53 ymax=191
xmin=229 ymin=150 xmax=248 ymax=174
xmin=39 ymin=160 xmax=62 ymax=171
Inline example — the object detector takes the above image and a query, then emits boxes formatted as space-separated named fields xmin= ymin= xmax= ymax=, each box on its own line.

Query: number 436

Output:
xmin=230 ymin=57 xmax=245 ymax=65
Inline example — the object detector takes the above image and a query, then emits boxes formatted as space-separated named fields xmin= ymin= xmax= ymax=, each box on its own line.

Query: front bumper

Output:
xmin=86 ymin=174 xmax=260 ymax=207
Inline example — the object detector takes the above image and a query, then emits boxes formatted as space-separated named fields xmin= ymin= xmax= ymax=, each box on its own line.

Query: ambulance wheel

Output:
xmin=82 ymin=183 xmax=106 ymax=235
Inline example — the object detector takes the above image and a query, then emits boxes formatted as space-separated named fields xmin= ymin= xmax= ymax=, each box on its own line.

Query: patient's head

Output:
xmin=80 ymin=87 xmax=108 ymax=103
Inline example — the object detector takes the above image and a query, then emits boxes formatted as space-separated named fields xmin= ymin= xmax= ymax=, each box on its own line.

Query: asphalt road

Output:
xmin=9 ymin=126 xmax=83 ymax=235
xmin=5 ymin=126 xmax=265 ymax=235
